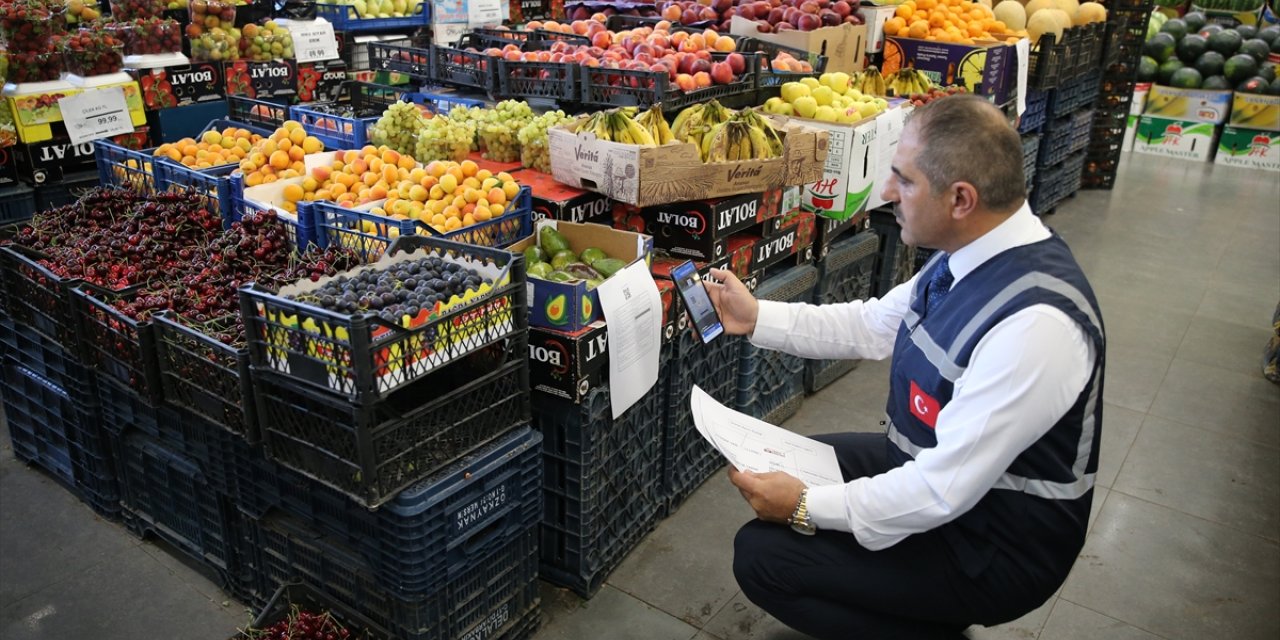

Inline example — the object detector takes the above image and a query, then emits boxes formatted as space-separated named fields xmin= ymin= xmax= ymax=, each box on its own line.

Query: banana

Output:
xmin=671 ymin=104 xmax=703 ymax=141
xmin=704 ymin=122 xmax=729 ymax=162
xmin=747 ymin=124 xmax=772 ymax=160
xmin=626 ymin=115 xmax=656 ymax=146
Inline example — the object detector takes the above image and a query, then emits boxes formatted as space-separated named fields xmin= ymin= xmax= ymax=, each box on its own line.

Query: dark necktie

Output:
xmin=926 ymin=254 xmax=953 ymax=317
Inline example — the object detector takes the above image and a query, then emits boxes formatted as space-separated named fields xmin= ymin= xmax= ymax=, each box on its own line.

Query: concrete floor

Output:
xmin=2 ymin=153 xmax=1278 ymax=639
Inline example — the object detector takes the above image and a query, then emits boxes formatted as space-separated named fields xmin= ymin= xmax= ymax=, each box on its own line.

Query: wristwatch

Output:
xmin=789 ymin=488 xmax=817 ymax=536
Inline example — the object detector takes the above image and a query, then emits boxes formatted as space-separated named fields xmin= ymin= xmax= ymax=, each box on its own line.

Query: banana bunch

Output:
xmin=671 ymin=100 xmax=733 ymax=160
xmin=703 ymin=109 xmax=784 ymax=163
xmin=853 ymin=66 xmax=888 ymax=97
xmin=888 ymin=68 xmax=935 ymax=97
xmin=573 ymin=109 xmax=657 ymax=145
xmin=634 ymin=105 xmax=674 ymax=145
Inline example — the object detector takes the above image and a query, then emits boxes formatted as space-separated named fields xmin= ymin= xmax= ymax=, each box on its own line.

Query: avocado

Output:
xmin=581 ymin=294 xmax=594 ymax=318
xmin=1182 ymin=11 xmax=1206 ymax=33
xmin=1201 ymin=75 xmax=1232 ymax=90
xmin=591 ymin=258 xmax=627 ymax=278
xmin=1194 ymin=51 xmax=1226 ymax=78
xmin=1157 ymin=59 xmax=1185 ymax=85
xmin=579 ymin=247 xmax=607 ymax=265
xmin=544 ymin=293 xmax=569 ymax=325
xmin=1170 ymin=67 xmax=1203 ymax=89
xmin=539 ymin=226 xmax=571 ymax=255
xmin=528 ymin=261 xmax=553 ymax=278
xmin=1176 ymin=34 xmax=1208 ymax=65
xmin=546 ymin=270 xmax=577 ymax=283
xmin=1144 ymin=32 xmax=1178 ymax=64
xmin=1240 ymin=38 xmax=1271 ymax=64
xmin=585 ymin=278 xmax=604 ymax=290
xmin=1160 ymin=18 xmax=1188 ymax=41
xmin=551 ymin=250 xmax=579 ymax=271
xmin=1207 ymin=29 xmax=1243 ymax=56
xmin=563 ymin=263 xmax=603 ymax=281
xmin=1137 ymin=56 xmax=1160 ymax=83
xmin=1237 ymin=76 xmax=1270 ymax=94
xmin=524 ymin=246 xmax=546 ymax=265
xmin=1225 ymin=53 xmax=1260 ymax=85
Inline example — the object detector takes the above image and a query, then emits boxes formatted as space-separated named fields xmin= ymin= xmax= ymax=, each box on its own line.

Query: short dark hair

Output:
xmin=906 ymin=95 xmax=1026 ymax=212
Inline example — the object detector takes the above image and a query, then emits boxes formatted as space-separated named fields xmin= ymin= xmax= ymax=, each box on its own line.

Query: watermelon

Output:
xmin=1202 ymin=75 xmax=1232 ymax=90
xmin=1170 ymin=67 xmax=1203 ymax=89
xmin=1182 ymin=11 xmax=1206 ymax=32
xmin=1235 ymin=24 xmax=1258 ymax=40
xmin=1198 ymin=24 xmax=1224 ymax=39
xmin=1237 ymin=76 xmax=1270 ymax=94
xmin=1241 ymin=38 xmax=1271 ymax=63
xmin=1260 ymin=62 xmax=1277 ymax=83
xmin=1207 ymin=29 xmax=1243 ymax=56
xmin=1137 ymin=56 xmax=1160 ymax=83
xmin=1259 ymin=26 xmax=1280 ymax=46
xmin=1177 ymin=34 xmax=1209 ymax=64
xmin=1144 ymin=32 xmax=1178 ymax=63
xmin=1160 ymin=18 xmax=1188 ymax=41
xmin=1195 ymin=51 xmax=1226 ymax=78
xmin=1270 ymin=77 xmax=1280 ymax=96
xmin=1225 ymin=53 xmax=1260 ymax=84
xmin=1158 ymin=59 xmax=1185 ymax=85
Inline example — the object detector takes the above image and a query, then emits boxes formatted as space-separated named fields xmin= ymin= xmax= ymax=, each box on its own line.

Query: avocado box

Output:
xmin=528 ymin=321 xmax=610 ymax=403
xmin=509 ymin=169 xmax=614 ymax=225
xmin=799 ymin=115 xmax=879 ymax=223
xmin=1144 ymin=85 xmax=1232 ymax=124
xmin=883 ymin=37 xmax=1016 ymax=103
xmin=729 ymin=16 xmax=868 ymax=74
xmin=1215 ymin=126 xmax=1280 ymax=171
xmin=1229 ymin=93 xmax=1280 ymax=132
xmin=509 ymin=219 xmax=654 ymax=332
xmin=641 ymin=190 xmax=784 ymax=262
xmin=1134 ymin=116 xmax=1221 ymax=162
xmin=548 ymin=115 xmax=828 ymax=208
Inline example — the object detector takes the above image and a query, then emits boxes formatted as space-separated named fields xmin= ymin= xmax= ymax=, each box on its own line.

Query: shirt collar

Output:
xmin=947 ymin=200 xmax=1049 ymax=285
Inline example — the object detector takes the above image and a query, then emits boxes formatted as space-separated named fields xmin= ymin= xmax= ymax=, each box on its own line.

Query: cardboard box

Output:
xmin=508 ymin=219 xmax=653 ymax=332
xmin=1122 ymin=84 xmax=1151 ymax=153
xmin=528 ymin=321 xmax=609 ymax=402
xmin=641 ymin=191 xmax=783 ymax=262
xmin=859 ymin=5 xmax=899 ymax=54
xmin=13 ymin=129 xmax=149 ymax=185
xmin=297 ymin=60 xmax=349 ymax=104
xmin=813 ymin=206 xmax=868 ymax=261
xmin=1144 ymin=85 xmax=1232 ymax=124
xmin=1229 ymin=93 xmax=1280 ymax=132
xmin=510 ymin=169 xmax=614 ymax=225
xmin=549 ymin=115 xmax=828 ymax=207
xmin=1215 ymin=126 xmax=1280 ymax=172
xmin=128 ymin=62 xmax=224 ymax=110
xmin=6 ymin=79 xmax=147 ymax=144
xmin=223 ymin=59 xmax=298 ymax=101
xmin=726 ymin=218 xmax=813 ymax=277
xmin=868 ymin=103 xmax=912 ymax=211
xmin=729 ymin=16 xmax=868 ymax=74
xmin=798 ymin=115 xmax=878 ymax=222
xmin=883 ymin=37 xmax=1016 ymax=104
xmin=1134 ymin=116 xmax=1220 ymax=162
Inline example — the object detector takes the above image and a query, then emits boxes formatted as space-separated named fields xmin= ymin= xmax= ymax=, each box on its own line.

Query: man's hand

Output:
xmin=704 ymin=268 xmax=760 ymax=336
xmin=728 ymin=467 xmax=807 ymax=524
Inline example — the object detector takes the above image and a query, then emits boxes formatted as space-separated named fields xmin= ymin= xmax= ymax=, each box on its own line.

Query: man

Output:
xmin=704 ymin=95 xmax=1104 ymax=639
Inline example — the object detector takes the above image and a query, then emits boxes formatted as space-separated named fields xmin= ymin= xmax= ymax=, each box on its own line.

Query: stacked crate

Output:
xmin=869 ymin=207 xmax=918 ymax=299
xmin=736 ymin=263 xmax=819 ymax=425
xmin=804 ymin=231 xmax=880 ymax=394
xmin=1083 ymin=0 xmax=1155 ymax=189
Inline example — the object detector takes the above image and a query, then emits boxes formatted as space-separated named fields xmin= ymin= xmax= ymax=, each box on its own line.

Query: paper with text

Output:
xmin=691 ymin=385 xmax=843 ymax=487
xmin=1015 ymin=38 xmax=1030 ymax=117
xmin=59 ymin=88 xmax=135 ymax=146
xmin=596 ymin=260 xmax=662 ymax=419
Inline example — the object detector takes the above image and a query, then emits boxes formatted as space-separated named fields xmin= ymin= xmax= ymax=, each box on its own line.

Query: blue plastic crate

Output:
xmin=1018 ymin=88 xmax=1049 ymax=134
xmin=95 ymin=140 xmax=161 ymax=194
xmin=0 ymin=183 xmax=37 ymax=226
xmin=3 ymin=362 xmax=79 ymax=488
xmin=805 ymin=231 xmax=878 ymax=394
xmin=0 ymin=243 xmax=86 ymax=348
xmin=0 ymin=318 xmax=96 ymax=407
xmin=661 ymin=328 xmax=739 ymax=514
xmin=737 ymin=264 xmax=817 ymax=424
xmin=314 ymin=1 xmax=430 ymax=31
xmin=153 ymin=312 xmax=258 ymax=442
xmin=534 ymin=379 xmax=665 ymax=598
xmin=1038 ymin=109 xmax=1094 ymax=170
xmin=1032 ymin=151 xmax=1086 ymax=215
xmin=310 ymin=185 xmax=533 ymax=260
xmin=227 ymin=174 xmax=316 ymax=251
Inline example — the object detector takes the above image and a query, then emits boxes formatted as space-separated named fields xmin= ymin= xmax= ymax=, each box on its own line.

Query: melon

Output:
xmin=994 ymin=1 xmax=1027 ymax=31
xmin=1053 ymin=0 xmax=1079 ymax=18
xmin=1025 ymin=0 xmax=1055 ymax=17
xmin=1075 ymin=1 xmax=1106 ymax=25
xmin=1044 ymin=9 xmax=1073 ymax=32
xmin=1027 ymin=11 xmax=1064 ymax=43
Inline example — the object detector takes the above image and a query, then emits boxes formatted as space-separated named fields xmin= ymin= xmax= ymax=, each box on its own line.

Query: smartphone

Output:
xmin=672 ymin=260 xmax=724 ymax=343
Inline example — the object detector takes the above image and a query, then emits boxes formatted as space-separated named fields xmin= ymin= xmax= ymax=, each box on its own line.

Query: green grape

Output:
xmin=518 ymin=110 xmax=572 ymax=174
xmin=369 ymin=102 xmax=428 ymax=157
xmin=479 ymin=100 xmax=534 ymax=163
xmin=448 ymin=105 xmax=486 ymax=151
xmin=414 ymin=116 xmax=473 ymax=163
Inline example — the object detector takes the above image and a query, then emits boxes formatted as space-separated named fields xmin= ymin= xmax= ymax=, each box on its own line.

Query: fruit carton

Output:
xmin=222 ymin=59 xmax=298 ymax=102
xmin=1133 ymin=115 xmax=1221 ymax=163
xmin=729 ymin=16 xmax=868 ymax=74
xmin=640 ymin=191 xmax=783 ymax=262
xmin=867 ymin=101 xmax=911 ymax=211
xmin=1228 ymin=93 xmax=1280 ymax=132
xmin=813 ymin=205 xmax=867 ymax=261
xmin=510 ymin=168 xmax=614 ymax=225
xmin=127 ymin=62 xmax=225 ymax=110
xmin=858 ymin=4 xmax=898 ymax=55
xmin=882 ymin=37 xmax=1016 ymax=104
xmin=548 ymin=114 xmax=828 ymax=208
xmin=15 ymin=128 xmax=149 ymax=185
xmin=1144 ymin=85 xmax=1232 ymax=124
xmin=726 ymin=215 xmax=815 ymax=279
xmin=508 ymin=219 xmax=653 ymax=332
xmin=794 ymin=113 xmax=878 ymax=222
xmin=529 ymin=321 xmax=610 ymax=403
xmin=1215 ymin=126 xmax=1280 ymax=172
xmin=5 ymin=80 xmax=147 ymax=144
xmin=296 ymin=59 xmax=349 ymax=104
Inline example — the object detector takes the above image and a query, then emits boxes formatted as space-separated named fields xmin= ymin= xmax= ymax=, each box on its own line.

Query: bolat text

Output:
xmin=251 ymin=65 xmax=290 ymax=79
xmin=717 ymin=199 xmax=759 ymax=231
xmin=171 ymin=70 xmax=213 ymax=84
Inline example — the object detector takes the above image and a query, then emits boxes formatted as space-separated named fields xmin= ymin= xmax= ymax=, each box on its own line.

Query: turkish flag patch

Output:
xmin=909 ymin=380 xmax=941 ymax=429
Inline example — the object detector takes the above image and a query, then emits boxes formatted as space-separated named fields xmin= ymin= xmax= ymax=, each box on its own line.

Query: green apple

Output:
xmin=858 ymin=102 xmax=881 ymax=119
xmin=846 ymin=88 xmax=864 ymax=100
xmin=793 ymin=96 xmax=818 ymax=119
xmin=821 ymin=72 xmax=851 ymax=94
xmin=764 ymin=97 xmax=787 ymax=113
xmin=800 ymin=77 xmax=821 ymax=90
xmin=814 ymin=105 xmax=838 ymax=122
xmin=780 ymin=82 xmax=811 ymax=103
xmin=811 ymin=85 xmax=834 ymax=107
xmin=837 ymin=107 xmax=862 ymax=123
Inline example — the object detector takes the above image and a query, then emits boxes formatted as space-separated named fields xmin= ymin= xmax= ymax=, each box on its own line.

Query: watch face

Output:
xmin=791 ymin=521 xmax=817 ymax=536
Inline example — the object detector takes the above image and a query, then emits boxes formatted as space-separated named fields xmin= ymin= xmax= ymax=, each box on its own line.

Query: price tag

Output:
xmin=58 ymin=87 xmax=135 ymax=147
xmin=288 ymin=20 xmax=340 ymax=63
xmin=467 ymin=0 xmax=502 ymax=27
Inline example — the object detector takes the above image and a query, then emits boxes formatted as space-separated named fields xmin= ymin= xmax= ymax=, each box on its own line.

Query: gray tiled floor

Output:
xmin=2 ymin=154 xmax=1278 ymax=639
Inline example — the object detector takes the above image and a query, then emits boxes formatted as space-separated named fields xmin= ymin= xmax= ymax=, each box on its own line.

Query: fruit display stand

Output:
xmin=804 ymin=229 xmax=878 ymax=394
xmin=314 ymin=0 xmax=431 ymax=31
xmin=2 ymin=74 xmax=147 ymax=144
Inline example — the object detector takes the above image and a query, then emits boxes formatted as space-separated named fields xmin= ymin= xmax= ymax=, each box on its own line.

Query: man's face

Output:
xmin=879 ymin=126 xmax=952 ymax=250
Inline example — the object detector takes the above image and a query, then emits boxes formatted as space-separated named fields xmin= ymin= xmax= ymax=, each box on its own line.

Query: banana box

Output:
xmin=1215 ymin=126 xmax=1280 ymax=172
xmin=1144 ymin=85 xmax=1232 ymax=125
xmin=882 ymin=37 xmax=1016 ymax=104
xmin=1134 ymin=116 xmax=1221 ymax=163
xmin=1228 ymin=93 xmax=1280 ymax=132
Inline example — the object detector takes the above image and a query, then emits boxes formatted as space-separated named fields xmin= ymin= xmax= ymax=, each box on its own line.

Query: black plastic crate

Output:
xmin=0 ymin=183 xmax=37 ymax=226
xmin=1018 ymin=88 xmax=1049 ymax=134
xmin=496 ymin=59 xmax=579 ymax=102
xmin=240 ymin=583 xmax=385 ymax=639
xmin=33 ymin=170 xmax=100 ymax=213
xmin=0 ymin=317 xmax=96 ymax=406
xmin=430 ymin=37 xmax=500 ymax=91
xmin=735 ymin=36 xmax=827 ymax=87
xmin=227 ymin=95 xmax=290 ymax=131
xmin=251 ymin=337 xmax=530 ymax=508
xmin=0 ymin=244 xmax=88 ymax=347
xmin=869 ymin=208 xmax=917 ymax=299
xmin=579 ymin=53 xmax=761 ymax=112
xmin=63 ymin=405 xmax=122 ymax=520
xmin=1022 ymin=132 xmax=1042 ymax=177
xmin=1027 ymin=32 xmax=1067 ymax=91
xmin=3 ymin=362 xmax=80 ymax=489
xmin=244 ymin=509 xmax=541 ymax=640
xmin=239 ymin=235 xmax=526 ymax=403
xmin=71 ymin=285 xmax=163 ymax=404
xmin=805 ymin=231 xmax=879 ymax=394
xmin=1047 ymin=69 xmax=1101 ymax=118
xmin=661 ymin=327 xmax=740 ymax=514
xmin=240 ymin=427 xmax=542 ymax=598
xmin=737 ymin=264 xmax=817 ymax=425
xmin=153 ymin=312 xmax=256 ymax=441
xmin=1038 ymin=109 xmax=1095 ymax=169
xmin=1032 ymin=151 xmax=1086 ymax=214
xmin=534 ymin=381 xmax=665 ymax=598
xmin=367 ymin=37 xmax=434 ymax=79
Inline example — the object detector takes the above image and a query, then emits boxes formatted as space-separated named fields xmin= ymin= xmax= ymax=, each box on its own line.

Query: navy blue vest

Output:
xmin=884 ymin=234 xmax=1105 ymax=583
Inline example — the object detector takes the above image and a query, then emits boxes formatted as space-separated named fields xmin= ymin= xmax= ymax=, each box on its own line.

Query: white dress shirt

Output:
xmin=750 ymin=202 xmax=1096 ymax=550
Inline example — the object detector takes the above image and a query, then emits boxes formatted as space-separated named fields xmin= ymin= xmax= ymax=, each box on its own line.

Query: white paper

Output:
xmin=868 ymin=106 xmax=906 ymax=211
xmin=287 ymin=19 xmax=340 ymax=63
xmin=58 ymin=87 xmax=134 ymax=146
xmin=596 ymin=260 xmax=662 ymax=419
xmin=1015 ymin=38 xmax=1030 ymax=118
xmin=467 ymin=0 xmax=503 ymax=27
xmin=690 ymin=385 xmax=843 ymax=487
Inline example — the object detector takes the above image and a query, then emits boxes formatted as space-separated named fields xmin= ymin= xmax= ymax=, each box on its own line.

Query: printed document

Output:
xmin=597 ymin=260 xmax=662 ymax=419
xmin=690 ymin=385 xmax=843 ymax=487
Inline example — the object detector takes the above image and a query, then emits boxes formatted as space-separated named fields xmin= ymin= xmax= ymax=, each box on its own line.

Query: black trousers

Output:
xmin=732 ymin=432 xmax=1052 ymax=640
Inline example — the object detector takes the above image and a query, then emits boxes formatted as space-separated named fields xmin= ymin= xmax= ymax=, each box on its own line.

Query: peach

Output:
xmin=694 ymin=71 xmax=712 ymax=88
xmin=675 ymin=73 xmax=697 ymax=91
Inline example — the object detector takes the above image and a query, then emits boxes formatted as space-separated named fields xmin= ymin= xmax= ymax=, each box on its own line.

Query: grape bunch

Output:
xmin=414 ymin=115 xmax=473 ymax=163
xmin=447 ymin=105 xmax=485 ymax=151
xmin=369 ymin=102 xmax=428 ymax=157
xmin=478 ymin=100 xmax=534 ymax=163
xmin=518 ymin=110 xmax=571 ymax=174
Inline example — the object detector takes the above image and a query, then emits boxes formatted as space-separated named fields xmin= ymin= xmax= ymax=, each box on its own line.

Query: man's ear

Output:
xmin=949 ymin=181 xmax=979 ymax=221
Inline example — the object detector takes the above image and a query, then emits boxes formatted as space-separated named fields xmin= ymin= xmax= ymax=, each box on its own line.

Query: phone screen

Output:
xmin=672 ymin=260 xmax=724 ymax=343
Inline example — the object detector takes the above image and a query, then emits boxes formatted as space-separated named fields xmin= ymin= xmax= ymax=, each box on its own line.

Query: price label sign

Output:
xmin=289 ymin=20 xmax=340 ymax=63
xmin=58 ymin=87 xmax=135 ymax=147
xmin=467 ymin=0 xmax=502 ymax=27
